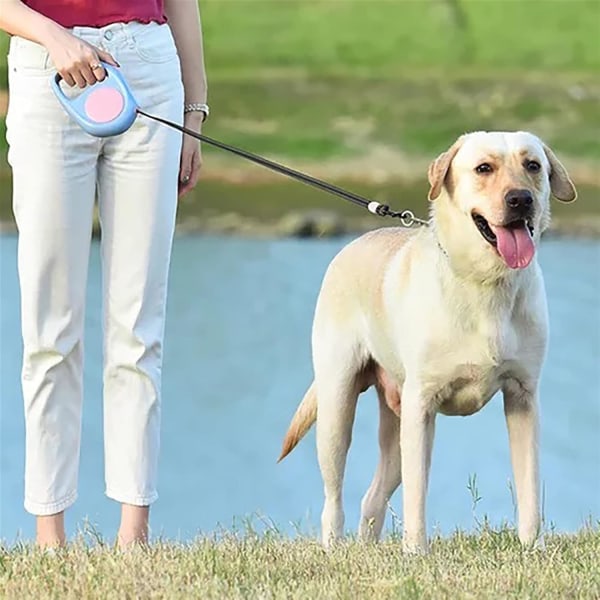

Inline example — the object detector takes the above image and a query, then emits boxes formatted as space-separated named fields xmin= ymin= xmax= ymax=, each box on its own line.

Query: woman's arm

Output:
xmin=0 ymin=0 xmax=117 ymax=86
xmin=163 ymin=0 xmax=208 ymax=195
xmin=163 ymin=0 xmax=208 ymax=107
xmin=0 ymin=0 xmax=63 ymax=44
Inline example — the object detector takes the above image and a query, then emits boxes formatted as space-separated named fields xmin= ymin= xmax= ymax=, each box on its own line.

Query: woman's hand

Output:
xmin=44 ymin=27 xmax=119 ymax=87
xmin=178 ymin=112 xmax=204 ymax=197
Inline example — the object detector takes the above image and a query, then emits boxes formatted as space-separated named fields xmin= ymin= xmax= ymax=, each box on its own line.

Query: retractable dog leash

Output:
xmin=51 ymin=63 xmax=138 ymax=137
xmin=51 ymin=63 xmax=428 ymax=227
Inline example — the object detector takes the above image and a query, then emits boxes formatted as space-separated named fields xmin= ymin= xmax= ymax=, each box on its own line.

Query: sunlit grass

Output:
xmin=1 ymin=519 xmax=599 ymax=599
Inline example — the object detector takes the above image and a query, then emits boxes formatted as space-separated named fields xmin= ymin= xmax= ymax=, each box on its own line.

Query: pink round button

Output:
xmin=84 ymin=87 xmax=124 ymax=123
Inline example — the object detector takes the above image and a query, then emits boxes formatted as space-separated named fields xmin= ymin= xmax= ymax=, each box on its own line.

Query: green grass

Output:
xmin=199 ymin=0 xmax=600 ymax=77
xmin=2 ymin=1 xmax=599 ymax=83
xmin=1 ymin=0 xmax=599 ymax=159
xmin=200 ymin=74 xmax=600 ymax=160
xmin=2 ymin=525 xmax=599 ymax=599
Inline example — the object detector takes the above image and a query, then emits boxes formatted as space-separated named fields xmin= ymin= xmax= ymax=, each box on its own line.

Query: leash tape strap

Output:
xmin=136 ymin=108 xmax=376 ymax=209
xmin=136 ymin=108 xmax=426 ymax=229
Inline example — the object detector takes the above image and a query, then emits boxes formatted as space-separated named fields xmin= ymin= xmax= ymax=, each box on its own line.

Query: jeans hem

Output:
xmin=24 ymin=490 xmax=77 ymax=516
xmin=105 ymin=488 xmax=158 ymax=507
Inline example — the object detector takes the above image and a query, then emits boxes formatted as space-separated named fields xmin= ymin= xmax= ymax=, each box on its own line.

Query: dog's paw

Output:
xmin=321 ymin=531 xmax=343 ymax=550
xmin=358 ymin=517 xmax=382 ymax=544
xmin=520 ymin=533 xmax=545 ymax=553
xmin=402 ymin=537 xmax=429 ymax=555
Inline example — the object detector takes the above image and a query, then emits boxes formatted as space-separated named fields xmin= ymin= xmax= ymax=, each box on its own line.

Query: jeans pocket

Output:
xmin=132 ymin=24 xmax=179 ymax=64
xmin=8 ymin=37 xmax=53 ymax=74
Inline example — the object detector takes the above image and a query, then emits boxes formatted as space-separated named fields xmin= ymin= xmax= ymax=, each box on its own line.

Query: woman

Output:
xmin=0 ymin=0 xmax=207 ymax=548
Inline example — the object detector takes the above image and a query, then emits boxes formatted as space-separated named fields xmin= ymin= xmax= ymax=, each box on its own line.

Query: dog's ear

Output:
xmin=427 ymin=136 xmax=464 ymax=201
xmin=543 ymin=144 xmax=577 ymax=203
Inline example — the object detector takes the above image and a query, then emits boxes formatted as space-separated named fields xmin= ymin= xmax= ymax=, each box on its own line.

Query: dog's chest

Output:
xmin=432 ymin=362 xmax=505 ymax=416
xmin=422 ymin=319 xmax=518 ymax=416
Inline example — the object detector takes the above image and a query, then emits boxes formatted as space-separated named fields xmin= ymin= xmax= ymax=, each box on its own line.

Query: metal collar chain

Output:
xmin=385 ymin=208 xmax=429 ymax=228
xmin=397 ymin=210 xmax=430 ymax=228
xmin=367 ymin=202 xmax=429 ymax=227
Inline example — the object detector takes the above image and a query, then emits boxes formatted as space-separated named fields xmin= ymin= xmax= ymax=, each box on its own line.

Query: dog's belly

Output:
xmin=434 ymin=365 xmax=503 ymax=416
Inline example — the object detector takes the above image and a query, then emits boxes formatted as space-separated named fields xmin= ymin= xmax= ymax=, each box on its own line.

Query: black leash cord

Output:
xmin=136 ymin=108 xmax=427 ymax=227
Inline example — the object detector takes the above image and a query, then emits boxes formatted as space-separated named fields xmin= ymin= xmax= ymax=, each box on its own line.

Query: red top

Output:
xmin=23 ymin=1 xmax=166 ymax=28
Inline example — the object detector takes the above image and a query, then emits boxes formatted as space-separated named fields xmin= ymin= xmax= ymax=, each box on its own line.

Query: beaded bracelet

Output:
xmin=184 ymin=103 xmax=209 ymax=121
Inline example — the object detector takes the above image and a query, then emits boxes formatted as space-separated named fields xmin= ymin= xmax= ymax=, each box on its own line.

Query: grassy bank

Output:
xmin=1 ymin=177 xmax=599 ymax=238
xmin=1 ymin=1 xmax=599 ymax=231
xmin=1 ymin=526 xmax=599 ymax=599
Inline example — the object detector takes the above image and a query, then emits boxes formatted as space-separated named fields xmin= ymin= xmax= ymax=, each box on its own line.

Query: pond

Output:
xmin=1 ymin=233 xmax=599 ymax=544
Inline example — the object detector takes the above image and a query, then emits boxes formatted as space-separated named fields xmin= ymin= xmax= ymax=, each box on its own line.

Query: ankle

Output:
xmin=118 ymin=503 xmax=150 ymax=548
xmin=36 ymin=513 xmax=66 ymax=548
xmin=117 ymin=528 xmax=148 ymax=549
xmin=37 ymin=535 xmax=66 ymax=550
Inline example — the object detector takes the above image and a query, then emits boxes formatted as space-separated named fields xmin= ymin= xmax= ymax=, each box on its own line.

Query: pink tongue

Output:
xmin=489 ymin=223 xmax=535 ymax=269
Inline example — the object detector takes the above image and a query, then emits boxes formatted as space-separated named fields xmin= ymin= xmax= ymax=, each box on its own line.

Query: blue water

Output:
xmin=1 ymin=233 xmax=599 ymax=544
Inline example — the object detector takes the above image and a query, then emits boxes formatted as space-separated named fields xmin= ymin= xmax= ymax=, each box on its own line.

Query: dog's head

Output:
xmin=428 ymin=131 xmax=576 ymax=272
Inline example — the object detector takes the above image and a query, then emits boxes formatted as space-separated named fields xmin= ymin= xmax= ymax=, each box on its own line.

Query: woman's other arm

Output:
xmin=0 ymin=0 xmax=117 ymax=86
xmin=163 ymin=0 xmax=207 ymax=107
xmin=164 ymin=0 xmax=208 ymax=195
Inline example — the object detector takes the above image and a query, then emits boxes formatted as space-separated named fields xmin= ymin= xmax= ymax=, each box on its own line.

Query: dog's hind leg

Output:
xmin=314 ymin=341 xmax=362 ymax=548
xmin=358 ymin=382 xmax=402 ymax=542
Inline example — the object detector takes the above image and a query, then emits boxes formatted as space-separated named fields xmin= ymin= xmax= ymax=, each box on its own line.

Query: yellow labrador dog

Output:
xmin=278 ymin=131 xmax=576 ymax=553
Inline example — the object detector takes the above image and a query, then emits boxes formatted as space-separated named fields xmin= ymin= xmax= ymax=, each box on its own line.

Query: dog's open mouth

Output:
xmin=472 ymin=213 xmax=536 ymax=269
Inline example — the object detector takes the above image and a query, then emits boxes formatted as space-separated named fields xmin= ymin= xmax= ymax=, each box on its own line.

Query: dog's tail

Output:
xmin=278 ymin=382 xmax=317 ymax=462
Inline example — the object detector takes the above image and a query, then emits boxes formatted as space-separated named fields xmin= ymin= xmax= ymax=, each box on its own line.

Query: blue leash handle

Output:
xmin=51 ymin=62 xmax=139 ymax=137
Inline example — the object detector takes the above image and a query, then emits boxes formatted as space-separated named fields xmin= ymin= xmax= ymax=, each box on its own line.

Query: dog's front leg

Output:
xmin=400 ymin=386 xmax=436 ymax=554
xmin=503 ymin=384 xmax=542 ymax=548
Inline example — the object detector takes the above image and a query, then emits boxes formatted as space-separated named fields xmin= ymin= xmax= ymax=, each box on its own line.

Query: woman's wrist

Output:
xmin=184 ymin=102 xmax=209 ymax=122
xmin=34 ymin=17 xmax=65 ymax=48
xmin=183 ymin=110 xmax=205 ymax=126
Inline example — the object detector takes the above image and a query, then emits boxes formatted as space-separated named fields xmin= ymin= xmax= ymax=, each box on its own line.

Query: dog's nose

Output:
xmin=505 ymin=189 xmax=533 ymax=211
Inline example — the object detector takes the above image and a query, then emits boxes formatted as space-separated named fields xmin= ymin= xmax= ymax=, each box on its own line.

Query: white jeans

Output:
xmin=6 ymin=22 xmax=184 ymax=515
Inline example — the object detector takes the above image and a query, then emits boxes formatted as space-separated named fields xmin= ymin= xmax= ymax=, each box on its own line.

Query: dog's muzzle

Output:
xmin=472 ymin=195 xmax=536 ymax=270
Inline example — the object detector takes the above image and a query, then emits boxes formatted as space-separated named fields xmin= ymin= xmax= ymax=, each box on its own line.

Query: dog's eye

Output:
xmin=525 ymin=160 xmax=541 ymax=173
xmin=475 ymin=163 xmax=493 ymax=174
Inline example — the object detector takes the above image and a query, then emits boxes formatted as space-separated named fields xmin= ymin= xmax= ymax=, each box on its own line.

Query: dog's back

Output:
xmin=316 ymin=226 xmax=419 ymax=317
